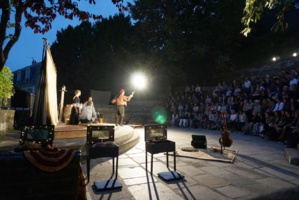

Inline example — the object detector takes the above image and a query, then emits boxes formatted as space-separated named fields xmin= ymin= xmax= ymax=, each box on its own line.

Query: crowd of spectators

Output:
xmin=165 ymin=68 xmax=299 ymax=148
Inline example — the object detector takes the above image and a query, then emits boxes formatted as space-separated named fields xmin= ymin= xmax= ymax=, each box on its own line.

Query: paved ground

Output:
xmin=84 ymin=127 xmax=299 ymax=200
xmin=1 ymin=127 xmax=299 ymax=199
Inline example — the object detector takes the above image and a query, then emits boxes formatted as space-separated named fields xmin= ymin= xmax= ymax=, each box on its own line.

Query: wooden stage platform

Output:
xmin=54 ymin=123 xmax=142 ymax=140
xmin=54 ymin=124 xmax=87 ymax=139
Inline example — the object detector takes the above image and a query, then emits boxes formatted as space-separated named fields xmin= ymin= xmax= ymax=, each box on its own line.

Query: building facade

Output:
xmin=13 ymin=60 xmax=42 ymax=94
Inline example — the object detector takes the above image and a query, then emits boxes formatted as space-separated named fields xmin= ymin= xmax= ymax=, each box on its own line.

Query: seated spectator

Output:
xmin=289 ymin=74 xmax=298 ymax=86
xmin=237 ymin=110 xmax=247 ymax=132
xmin=177 ymin=103 xmax=184 ymax=112
xmin=207 ymin=110 xmax=215 ymax=129
xmin=278 ymin=110 xmax=295 ymax=142
xmin=285 ymin=117 xmax=299 ymax=148
xmin=199 ymin=102 xmax=205 ymax=113
xmin=234 ymin=92 xmax=243 ymax=112
xmin=253 ymin=100 xmax=262 ymax=113
xmin=271 ymin=111 xmax=283 ymax=139
xmin=261 ymin=98 xmax=268 ymax=112
xmin=211 ymin=111 xmax=221 ymax=130
xmin=272 ymin=97 xmax=284 ymax=112
xmin=243 ymin=77 xmax=251 ymax=94
xmin=265 ymin=97 xmax=275 ymax=113
xmin=245 ymin=110 xmax=261 ymax=135
xmin=171 ymin=111 xmax=179 ymax=126
xmin=226 ymin=87 xmax=232 ymax=97
xmin=200 ymin=113 xmax=208 ymax=129
xmin=184 ymin=85 xmax=191 ymax=96
xmin=205 ymin=95 xmax=212 ymax=104
xmin=220 ymin=102 xmax=228 ymax=113
xmin=252 ymin=85 xmax=262 ymax=100
xmin=233 ymin=85 xmax=241 ymax=96
xmin=192 ymin=103 xmax=199 ymax=114
xmin=195 ymin=84 xmax=201 ymax=96
xmin=189 ymin=112 xmax=195 ymax=128
xmin=227 ymin=110 xmax=238 ymax=131
xmin=242 ymin=99 xmax=253 ymax=121
xmin=263 ymin=112 xmax=275 ymax=138
xmin=193 ymin=112 xmax=201 ymax=128
xmin=179 ymin=111 xmax=189 ymax=127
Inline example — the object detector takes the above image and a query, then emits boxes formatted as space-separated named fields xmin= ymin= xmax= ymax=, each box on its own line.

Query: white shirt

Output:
xmin=273 ymin=102 xmax=284 ymax=112
xmin=229 ymin=113 xmax=238 ymax=121
xmin=289 ymin=78 xmax=298 ymax=86
xmin=244 ymin=80 xmax=251 ymax=88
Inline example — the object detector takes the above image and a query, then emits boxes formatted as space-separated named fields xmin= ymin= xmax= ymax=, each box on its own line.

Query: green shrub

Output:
xmin=0 ymin=66 xmax=14 ymax=107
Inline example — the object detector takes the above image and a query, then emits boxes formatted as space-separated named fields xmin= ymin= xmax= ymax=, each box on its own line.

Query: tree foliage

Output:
xmin=51 ymin=0 xmax=299 ymax=93
xmin=51 ymin=14 xmax=134 ymax=100
xmin=0 ymin=0 xmax=126 ymax=71
xmin=0 ymin=66 xmax=14 ymax=106
xmin=241 ymin=0 xmax=299 ymax=36
xmin=129 ymin=0 xmax=245 ymax=82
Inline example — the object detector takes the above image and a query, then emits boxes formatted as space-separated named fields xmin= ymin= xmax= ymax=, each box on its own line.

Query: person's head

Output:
xmin=88 ymin=97 xmax=92 ymax=102
xmin=119 ymin=89 xmax=125 ymax=94
xmin=86 ymin=101 xmax=92 ymax=107
xmin=75 ymin=90 xmax=81 ymax=97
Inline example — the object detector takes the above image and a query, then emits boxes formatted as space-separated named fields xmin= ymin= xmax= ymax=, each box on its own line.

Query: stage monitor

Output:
xmin=20 ymin=125 xmax=54 ymax=147
xmin=144 ymin=124 xmax=167 ymax=142
xmin=87 ymin=125 xmax=115 ymax=145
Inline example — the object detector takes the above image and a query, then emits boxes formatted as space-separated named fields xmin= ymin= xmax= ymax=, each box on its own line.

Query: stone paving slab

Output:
xmin=2 ymin=127 xmax=299 ymax=199
xmin=82 ymin=127 xmax=299 ymax=199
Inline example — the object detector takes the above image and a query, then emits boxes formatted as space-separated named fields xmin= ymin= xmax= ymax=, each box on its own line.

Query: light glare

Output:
xmin=131 ymin=72 xmax=147 ymax=90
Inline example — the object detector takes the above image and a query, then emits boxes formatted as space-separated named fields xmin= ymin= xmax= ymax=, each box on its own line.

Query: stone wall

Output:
xmin=0 ymin=110 xmax=15 ymax=136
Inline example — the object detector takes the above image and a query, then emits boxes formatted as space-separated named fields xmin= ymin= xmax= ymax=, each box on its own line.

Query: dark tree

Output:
xmin=0 ymin=0 xmax=126 ymax=71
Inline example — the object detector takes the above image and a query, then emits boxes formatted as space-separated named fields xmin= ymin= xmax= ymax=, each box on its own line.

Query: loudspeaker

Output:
xmin=191 ymin=135 xmax=207 ymax=149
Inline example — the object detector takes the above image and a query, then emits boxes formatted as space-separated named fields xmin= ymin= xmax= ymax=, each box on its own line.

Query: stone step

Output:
xmin=118 ymin=128 xmax=140 ymax=154
xmin=284 ymin=144 xmax=299 ymax=165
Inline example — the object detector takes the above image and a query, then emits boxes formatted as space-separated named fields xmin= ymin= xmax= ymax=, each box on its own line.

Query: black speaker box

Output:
xmin=191 ymin=135 xmax=207 ymax=149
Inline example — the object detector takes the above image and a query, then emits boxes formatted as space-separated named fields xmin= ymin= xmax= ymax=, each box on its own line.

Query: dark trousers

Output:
xmin=115 ymin=105 xmax=125 ymax=125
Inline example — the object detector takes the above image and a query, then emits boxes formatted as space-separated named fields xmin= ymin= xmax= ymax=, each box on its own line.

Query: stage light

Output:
xmin=131 ymin=72 xmax=147 ymax=90
xmin=293 ymin=52 xmax=297 ymax=57
xmin=272 ymin=57 xmax=277 ymax=61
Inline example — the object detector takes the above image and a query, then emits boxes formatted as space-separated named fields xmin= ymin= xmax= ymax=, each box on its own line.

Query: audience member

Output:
xmin=165 ymin=67 xmax=299 ymax=148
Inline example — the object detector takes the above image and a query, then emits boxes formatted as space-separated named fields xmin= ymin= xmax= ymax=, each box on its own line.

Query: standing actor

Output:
xmin=111 ymin=89 xmax=135 ymax=126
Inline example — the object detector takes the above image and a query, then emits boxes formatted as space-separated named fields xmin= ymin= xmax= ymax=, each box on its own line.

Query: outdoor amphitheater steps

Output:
xmin=284 ymin=144 xmax=299 ymax=165
xmin=116 ymin=126 xmax=140 ymax=154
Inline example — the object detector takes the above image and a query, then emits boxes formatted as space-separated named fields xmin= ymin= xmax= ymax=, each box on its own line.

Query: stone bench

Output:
xmin=0 ymin=149 xmax=83 ymax=199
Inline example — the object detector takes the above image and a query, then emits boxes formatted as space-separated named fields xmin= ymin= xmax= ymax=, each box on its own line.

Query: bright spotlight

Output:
xmin=131 ymin=72 xmax=147 ymax=90
xmin=272 ymin=57 xmax=277 ymax=61
xmin=293 ymin=52 xmax=297 ymax=57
